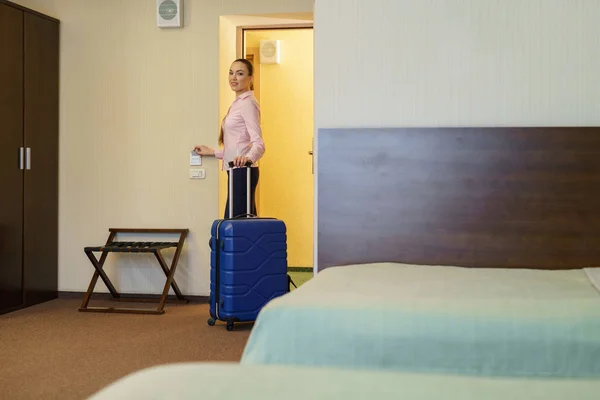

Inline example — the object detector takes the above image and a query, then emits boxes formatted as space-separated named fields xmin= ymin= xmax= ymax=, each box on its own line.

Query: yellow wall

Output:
xmin=9 ymin=0 xmax=314 ymax=296
xmin=245 ymin=29 xmax=314 ymax=268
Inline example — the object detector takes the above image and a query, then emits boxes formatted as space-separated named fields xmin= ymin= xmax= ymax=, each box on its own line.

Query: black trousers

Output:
xmin=225 ymin=167 xmax=259 ymax=218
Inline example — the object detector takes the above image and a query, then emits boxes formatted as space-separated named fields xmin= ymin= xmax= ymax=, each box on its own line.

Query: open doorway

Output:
xmin=218 ymin=15 xmax=314 ymax=287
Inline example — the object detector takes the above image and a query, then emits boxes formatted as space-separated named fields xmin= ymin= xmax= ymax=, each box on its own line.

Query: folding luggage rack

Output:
xmin=79 ymin=228 xmax=189 ymax=315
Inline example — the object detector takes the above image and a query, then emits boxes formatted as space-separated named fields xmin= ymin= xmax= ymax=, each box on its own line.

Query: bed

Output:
xmin=87 ymin=362 xmax=600 ymax=400
xmin=240 ymin=127 xmax=600 ymax=378
xmin=241 ymin=262 xmax=600 ymax=377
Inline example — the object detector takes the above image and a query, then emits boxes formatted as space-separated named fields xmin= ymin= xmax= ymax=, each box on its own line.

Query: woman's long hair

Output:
xmin=219 ymin=58 xmax=254 ymax=145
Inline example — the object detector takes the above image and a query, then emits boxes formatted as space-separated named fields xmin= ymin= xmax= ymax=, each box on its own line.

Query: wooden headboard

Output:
xmin=316 ymin=127 xmax=600 ymax=272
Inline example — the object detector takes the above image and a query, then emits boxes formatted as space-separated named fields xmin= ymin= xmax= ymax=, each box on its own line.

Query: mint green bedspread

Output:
xmin=241 ymin=263 xmax=600 ymax=378
xmin=88 ymin=362 xmax=600 ymax=400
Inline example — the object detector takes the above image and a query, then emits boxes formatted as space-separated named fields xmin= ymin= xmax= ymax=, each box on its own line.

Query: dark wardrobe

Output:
xmin=0 ymin=0 xmax=59 ymax=315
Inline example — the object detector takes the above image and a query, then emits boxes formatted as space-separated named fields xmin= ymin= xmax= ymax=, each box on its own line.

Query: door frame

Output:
xmin=234 ymin=23 xmax=315 ymax=270
xmin=235 ymin=23 xmax=314 ymax=59
xmin=235 ymin=23 xmax=314 ymax=216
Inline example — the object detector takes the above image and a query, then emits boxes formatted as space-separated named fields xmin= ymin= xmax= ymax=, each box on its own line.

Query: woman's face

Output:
xmin=229 ymin=61 xmax=252 ymax=93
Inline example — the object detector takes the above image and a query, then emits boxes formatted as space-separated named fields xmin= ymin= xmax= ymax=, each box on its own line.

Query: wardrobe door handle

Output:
xmin=26 ymin=147 xmax=31 ymax=170
xmin=19 ymin=147 xmax=24 ymax=170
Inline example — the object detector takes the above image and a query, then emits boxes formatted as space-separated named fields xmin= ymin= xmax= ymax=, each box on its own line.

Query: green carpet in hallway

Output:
xmin=288 ymin=269 xmax=313 ymax=289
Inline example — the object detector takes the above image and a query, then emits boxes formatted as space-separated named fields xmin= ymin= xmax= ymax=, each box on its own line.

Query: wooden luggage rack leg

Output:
xmin=79 ymin=228 xmax=189 ymax=315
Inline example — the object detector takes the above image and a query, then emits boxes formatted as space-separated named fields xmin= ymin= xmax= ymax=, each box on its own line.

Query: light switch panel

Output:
xmin=189 ymin=168 xmax=205 ymax=179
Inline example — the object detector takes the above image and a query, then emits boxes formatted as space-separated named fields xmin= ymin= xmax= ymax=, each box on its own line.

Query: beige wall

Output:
xmin=315 ymin=0 xmax=600 ymax=128
xmin=11 ymin=0 xmax=313 ymax=296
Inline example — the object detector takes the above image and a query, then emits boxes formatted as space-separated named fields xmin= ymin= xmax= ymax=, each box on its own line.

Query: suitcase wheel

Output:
xmin=207 ymin=317 xmax=216 ymax=326
xmin=226 ymin=319 xmax=234 ymax=331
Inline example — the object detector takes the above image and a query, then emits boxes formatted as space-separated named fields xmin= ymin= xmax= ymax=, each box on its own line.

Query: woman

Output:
xmin=194 ymin=58 xmax=265 ymax=218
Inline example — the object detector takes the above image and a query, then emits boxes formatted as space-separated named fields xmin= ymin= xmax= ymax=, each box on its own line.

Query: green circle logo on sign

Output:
xmin=159 ymin=0 xmax=178 ymax=21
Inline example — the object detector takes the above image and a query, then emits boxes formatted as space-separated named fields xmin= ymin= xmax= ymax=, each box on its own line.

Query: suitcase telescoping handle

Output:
xmin=228 ymin=161 xmax=253 ymax=219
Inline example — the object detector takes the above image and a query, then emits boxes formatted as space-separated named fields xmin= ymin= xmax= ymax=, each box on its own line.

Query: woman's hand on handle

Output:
xmin=232 ymin=156 xmax=252 ymax=167
xmin=193 ymin=145 xmax=215 ymax=156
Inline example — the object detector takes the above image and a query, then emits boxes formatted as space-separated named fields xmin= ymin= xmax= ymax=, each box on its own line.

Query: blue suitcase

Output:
xmin=208 ymin=163 xmax=289 ymax=331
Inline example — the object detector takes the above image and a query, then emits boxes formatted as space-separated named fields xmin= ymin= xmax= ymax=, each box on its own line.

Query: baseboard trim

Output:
xmin=288 ymin=267 xmax=313 ymax=273
xmin=58 ymin=270 xmax=311 ymax=303
xmin=58 ymin=291 xmax=209 ymax=304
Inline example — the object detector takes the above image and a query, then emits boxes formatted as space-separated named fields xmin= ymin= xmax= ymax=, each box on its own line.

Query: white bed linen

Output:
xmin=241 ymin=263 xmax=600 ymax=378
xmin=87 ymin=362 xmax=600 ymax=400
xmin=584 ymin=267 xmax=600 ymax=293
